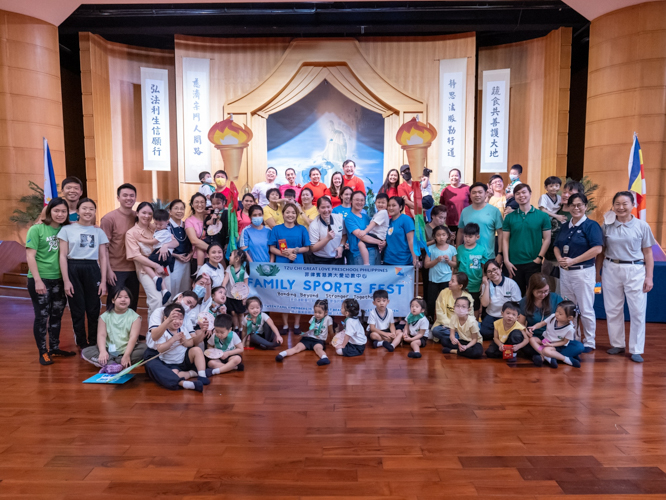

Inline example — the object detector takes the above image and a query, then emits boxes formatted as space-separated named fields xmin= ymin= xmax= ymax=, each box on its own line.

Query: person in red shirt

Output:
xmin=397 ymin=164 xmax=415 ymax=218
xmin=379 ymin=168 xmax=400 ymax=198
xmin=328 ymin=171 xmax=344 ymax=208
xmin=342 ymin=160 xmax=366 ymax=194
xmin=301 ymin=167 xmax=330 ymax=204
xmin=439 ymin=168 xmax=470 ymax=231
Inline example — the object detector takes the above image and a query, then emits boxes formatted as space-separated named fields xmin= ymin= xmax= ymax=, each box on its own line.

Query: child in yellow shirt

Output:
xmin=485 ymin=301 xmax=529 ymax=360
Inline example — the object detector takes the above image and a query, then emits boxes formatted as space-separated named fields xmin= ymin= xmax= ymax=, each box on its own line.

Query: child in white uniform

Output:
xmin=538 ymin=176 xmax=567 ymax=223
xmin=206 ymin=313 xmax=244 ymax=374
xmin=528 ymin=301 xmax=581 ymax=368
xmin=336 ymin=298 xmax=367 ymax=357
xmin=357 ymin=193 xmax=390 ymax=265
xmin=367 ymin=289 xmax=398 ymax=351
xmin=276 ymin=299 xmax=333 ymax=366
xmin=389 ymin=297 xmax=429 ymax=359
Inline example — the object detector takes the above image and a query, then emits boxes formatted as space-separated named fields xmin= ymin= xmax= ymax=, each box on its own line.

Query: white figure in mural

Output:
xmin=322 ymin=120 xmax=347 ymax=168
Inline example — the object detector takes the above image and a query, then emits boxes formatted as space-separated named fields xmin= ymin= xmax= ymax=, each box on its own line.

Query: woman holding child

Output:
xmin=58 ymin=198 xmax=109 ymax=349
xmin=344 ymin=191 xmax=385 ymax=265
xmin=168 ymin=199 xmax=193 ymax=297
xmin=125 ymin=201 xmax=169 ymax=318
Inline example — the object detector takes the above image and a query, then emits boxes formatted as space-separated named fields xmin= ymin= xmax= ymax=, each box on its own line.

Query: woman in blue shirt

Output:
xmin=241 ymin=204 xmax=273 ymax=263
xmin=383 ymin=196 xmax=416 ymax=266
xmin=553 ymin=192 xmax=603 ymax=353
xmin=268 ymin=203 xmax=311 ymax=335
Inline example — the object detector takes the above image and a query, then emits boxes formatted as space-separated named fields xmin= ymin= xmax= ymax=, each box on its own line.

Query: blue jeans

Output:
xmin=350 ymin=247 xmax=380 ymax=265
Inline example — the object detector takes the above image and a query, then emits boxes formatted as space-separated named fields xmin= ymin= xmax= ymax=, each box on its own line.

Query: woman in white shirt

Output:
xmin=479 ymin=259 xmax=521 ymax=340
xmin=309 ymin=196 xmax=346 ymax=264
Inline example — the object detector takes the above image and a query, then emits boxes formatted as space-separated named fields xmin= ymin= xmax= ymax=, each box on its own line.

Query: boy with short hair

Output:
xmin=357 ymin=193 xmax=390 ymax=265
xmin=538 ymin=176 xmax=567 ymax=223
xmin=485 ymin=301 xmax=529 ymax=360
xmin=206 ymin=313 xmax=244 ymax=374
xmin=140 ymin=209 xmax=178 ymax=304
xmin=440 ymin=296 xmax=483 ymax=359
xmin=367 ymin=289 xmax=397 ymax=351
xmin=456 ymin=222 xmax=493 ymax=317
xmin=199 ymin=171 xmax=215 ymax=207
xmin=149 ymin=303 xmax=210 ymax=392
xmin=505 ymin=164 xmax=523 ymax=199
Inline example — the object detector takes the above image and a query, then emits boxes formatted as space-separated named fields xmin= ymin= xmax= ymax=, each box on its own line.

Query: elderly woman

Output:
xmin=553 ymin=192 xmax=603 ymax=353
xmin=125 ymin=201 xmax=169 ymax=318
xmin=597 ymin=191 xmax=656 ymax=363
xmin=168 ymin=199 xmax=193 ymax=297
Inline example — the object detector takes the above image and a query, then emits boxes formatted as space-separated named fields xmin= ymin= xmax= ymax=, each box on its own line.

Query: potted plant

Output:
xmin=10 ymin=181 xmax=46 ymax=245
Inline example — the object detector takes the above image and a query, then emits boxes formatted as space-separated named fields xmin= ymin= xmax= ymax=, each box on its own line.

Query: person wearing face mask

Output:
xmin=240 ymin=205 xmax=274 ymax=264
xmin=252 ymin=167 xmax=280 ymax=207
xmin=440 ymin=168 xmax=470 ymax=232
xmin=505 ymin=164 xmax=523 ymax=198
xmin=440 ymin=297 xmax=484 ymax=359
xmin=397 ymin=164 xmax=415 ymax=218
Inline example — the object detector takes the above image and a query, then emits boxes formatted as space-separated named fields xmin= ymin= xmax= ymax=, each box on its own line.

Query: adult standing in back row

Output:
xmin=457 ymin=182 xmax=503 ymax=264
xmin=342 ymin=159 xmax=365 ymax=195
xmin=101 ymin=183 xmax=140 ymax=311
xmin=502 ymin=183 xmax=552 ymax=295
xmin=440 ymin=168 xmax=470 ymax=233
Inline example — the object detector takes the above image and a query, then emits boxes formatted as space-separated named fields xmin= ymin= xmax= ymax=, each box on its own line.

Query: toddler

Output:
xmin=367 ymin=289 xmax=398 ymax=351
xmin=276 ymin=299 xmax=333 ymax=366
xmin=205 ymin=313 xmax=244 ymax=374
xmin=357 ymin=193 xmax=390 ymax=265
xmin=538 ymin=176 xmax=567 ymax=223
xmin=485 ymin=301 xmax=529 ymax=360
xmin=198 ymin=171 xmax=215 ymax=207
xmin=390 ymin=298 xmax=429 ymax=359
xmin=528 ymin=301 xmax=582 ymax=368
xmin=335 ymin=298 xmax=367 ymax=357
xmin=141 ymin=209 xmax=177 ymax=304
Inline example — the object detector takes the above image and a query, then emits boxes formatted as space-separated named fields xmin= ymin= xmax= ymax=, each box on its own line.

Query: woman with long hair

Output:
xmin=328 ymin=171 xmax=345 ymax=208
xmin=379 ymin=169 xmax=400 ymax=198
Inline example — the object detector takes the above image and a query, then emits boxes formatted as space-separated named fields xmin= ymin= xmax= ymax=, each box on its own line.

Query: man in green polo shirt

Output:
xmin=502 ymin=183 xmax=552 ymax=294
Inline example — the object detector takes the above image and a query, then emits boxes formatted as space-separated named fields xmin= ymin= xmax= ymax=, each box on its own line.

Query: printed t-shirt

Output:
xmin=26 ymin=224 xmax=62 ymax=279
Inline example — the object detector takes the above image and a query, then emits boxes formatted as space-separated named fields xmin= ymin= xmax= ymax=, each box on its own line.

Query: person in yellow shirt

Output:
xmin=440 ymin=297 xmax=483 ymax=359
xmin=431 ymin=272 xmax=474 ymax=342
xmin=485 ymin=301 xmax=529 ymax=360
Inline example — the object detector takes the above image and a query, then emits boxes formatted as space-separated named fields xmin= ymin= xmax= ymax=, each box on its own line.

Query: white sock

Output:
xmin=563 ymin=357 xmax=573 ymax=366
xmin=320 ymin=353 xmax=328 ymax=359
xmin=212 ymin=368 xmax=221 ymax=375
xmin=336 ymin=348 xmax=343 ymax=356
xmin=198 ymin=370 xmax=206 ymax=378
xmin=153 ymin=276 xmax=159 ymax=283
xmin=183 ymin=381 xmax=195 ymax=390
xmin=375 ymin=341 xmax=383 ymax=348
xmin=544 ymin=356 xmax=552 ymax=363
xmin=188 ymin=370 xmax=197 ymax=378
xmin=279 ymin=351 xmax=288 ymax=357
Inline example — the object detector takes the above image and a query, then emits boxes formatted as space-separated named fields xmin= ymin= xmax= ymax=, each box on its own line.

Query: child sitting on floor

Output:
xmin=440 ymin=296 xmax=483 ymax=359
xmin=149 ymin=303 xmax=210 ymax=392
xmin=244 ymin=296 xmax=283 ymax=349
xmin=528 ymin=300 xmax=582 ymax=368
xmin=431 ymin=272 xmax=475 ymax=344
xmin=367 ymin=289 xmax=398 ymax=352
xmin=390 ymin=297 xmax=429 ymax=359
xmin=205 ymin=313 xmax=244 ymax=374
xmin=485 ymin=301 xmax=529 ymax=360
xmin=276 ymin=299 xmax=333 ymax=366
xmin=335 ymin=298 xmax=367 ymax=357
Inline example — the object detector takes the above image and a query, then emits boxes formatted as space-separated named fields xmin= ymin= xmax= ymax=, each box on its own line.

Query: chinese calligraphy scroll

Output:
xmin=140 ymin=67 xmax=171 ymax=171
xmin=183 ymin=57 xmax=211 ymax=182
xmin=480 ymin=68 xmax=510 ymax=173
xmin=439 ymin=58 xmax=467 ymax=182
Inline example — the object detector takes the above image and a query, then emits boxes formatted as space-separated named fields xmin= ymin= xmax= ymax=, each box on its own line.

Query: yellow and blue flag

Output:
xmin=628 ymin=133 xmax=646 ymax=221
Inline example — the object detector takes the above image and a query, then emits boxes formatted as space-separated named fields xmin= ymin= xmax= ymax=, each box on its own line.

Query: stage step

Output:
xmin=0 ymin=284 xmax=30 ymax=299
xmin=2 ymin=272 xmax=27 ymax=286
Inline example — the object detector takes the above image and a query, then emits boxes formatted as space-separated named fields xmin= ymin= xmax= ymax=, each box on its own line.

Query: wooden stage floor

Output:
xmin=2 ymin=297 xmax=666 ymax=499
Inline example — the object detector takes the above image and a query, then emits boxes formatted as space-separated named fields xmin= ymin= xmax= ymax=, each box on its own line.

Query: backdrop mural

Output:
xmin=267 ymin=81 xmax=385 ymax=192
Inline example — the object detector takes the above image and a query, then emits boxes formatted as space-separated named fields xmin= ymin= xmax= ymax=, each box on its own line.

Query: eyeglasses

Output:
xmin=487 ymin=268 xmax=501 ymax=274
xmin=570 ymin=203 xmax=586 ymax=209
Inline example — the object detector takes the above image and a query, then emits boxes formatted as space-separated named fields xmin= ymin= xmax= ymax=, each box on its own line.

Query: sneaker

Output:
xmin=49 ymin=348 xmax=76 ymax=357
xmin=317 ymin=358 xmax=330 ymax=366
xmin=293 ymin=326 xmax=301 ymax=336
xmin=275 ymin=354 xmax=284 ymax=362
xmin=155 ymin=277 xmax=163 ymax=292
xmin=382 ymin=341 xmax=395 ymax=352
xmin=236 ymin=363 xmax=245 ymax=371
xmin=570 ymin=357 xmax=581 ymax=368
xmin=39 ymin=352 xmax=54 ymax=365
xmin=549 ymin=358 xmax=558 ymax=368
xmin=407 ymin=352 xmax=422 ymax=359
xmin=162 ymin=291 xmax=172 ymax=305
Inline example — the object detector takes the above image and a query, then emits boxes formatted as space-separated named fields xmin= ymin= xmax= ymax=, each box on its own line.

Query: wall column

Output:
xmin=584 ymin=1 xmax=666 ymax=241
xmin=0 ymin=10 xmax=65 ymax=241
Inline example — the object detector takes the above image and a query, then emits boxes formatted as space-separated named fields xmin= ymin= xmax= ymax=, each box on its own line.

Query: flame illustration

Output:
xmin=396 ymin=117 xmax=437 ymax=146
xmin=208 ymin=117 xmax=253 ymax=146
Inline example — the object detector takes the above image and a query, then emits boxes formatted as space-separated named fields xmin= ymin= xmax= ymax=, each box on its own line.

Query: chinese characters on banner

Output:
xmin=480 ymin=69 xmax=510 ymax=173
xmin=140 ymin=68 xmax=170 ymax=171
xmin=439 ymin=58 xmax=467 ymax=182
xmin=183 ymin=57 xmax=211 ymax=182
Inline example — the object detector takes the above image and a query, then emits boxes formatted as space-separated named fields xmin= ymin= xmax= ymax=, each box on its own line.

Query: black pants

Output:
xmin=426 ymin=280 xmax=449 ymax=319
xmin=27 ymin=277 xmax=67 ymax=354
xmin=106 ymin=270 xmax=140 ymax=311
xmin=250 ymin=323 xmax=280 ymax=349
xmin=311 ymin=254 xmax=344 ymax=265
xmin=441 ymin=337 xmax=483 ymax=359
xmin=143 ymin=348 xmax=183 ymax=391
xmin=67 ymin=260 xmax=102 ymax=348
xmin=149 ymin=249 xmax=175 ymax=273
xmin=479 ymin=314 xmax=500 ymax=341
xmin=512 ymin=261 xmax=542 ymax=296
xmin=485 ymin=330 xmax=525 ymax=358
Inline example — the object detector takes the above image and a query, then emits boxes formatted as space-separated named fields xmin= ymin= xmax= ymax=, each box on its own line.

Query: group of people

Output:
xmin=23 ymin=161 xmax=656 ymax=392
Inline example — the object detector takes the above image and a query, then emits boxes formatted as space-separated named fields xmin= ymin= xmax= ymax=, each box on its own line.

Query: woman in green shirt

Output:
xmin=26 ymin=197 xmax=74 ymax=365
xmin=81 ymin=287 xmax=146 ymax=368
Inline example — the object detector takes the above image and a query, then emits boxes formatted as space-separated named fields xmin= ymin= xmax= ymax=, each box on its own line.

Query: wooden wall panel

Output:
xmin=476 ymin=28 xmax=571 ymax=193
xmin=0 ymin=10 xmax=65 ymax=241
xmin=584 ymin=1 xmax=666 ymax=241
xmin=80 ymin=33 xmax=178 ymax=217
